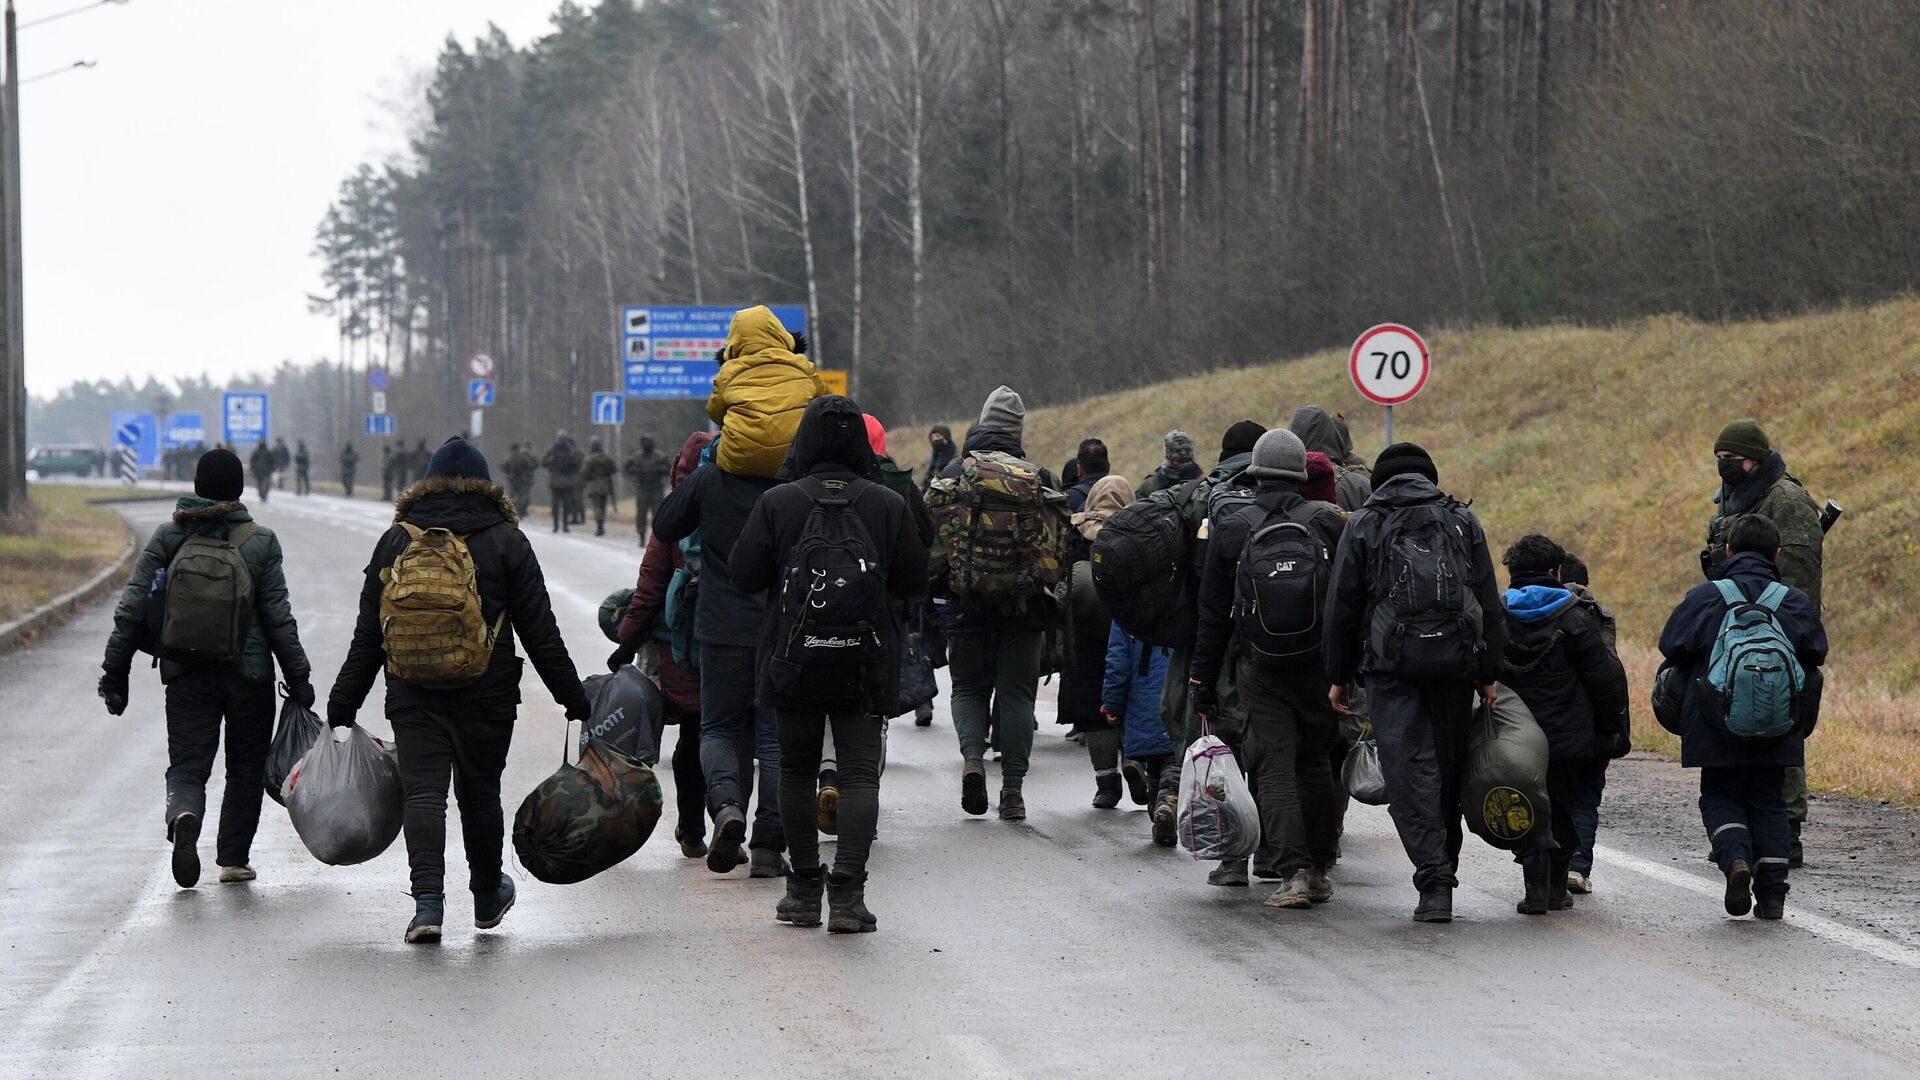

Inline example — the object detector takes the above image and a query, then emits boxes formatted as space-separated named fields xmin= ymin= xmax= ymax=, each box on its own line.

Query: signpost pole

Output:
xmin=1385 ymin=405 xmax=1394 ymax=447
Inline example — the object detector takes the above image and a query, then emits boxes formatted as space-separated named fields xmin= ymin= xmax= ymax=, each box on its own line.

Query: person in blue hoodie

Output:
xmin=1102 ymin=624 xmax=1174 ymax=810
xmin=1498 ymin=534 xmax=1631 ymax=914
xmin=1659 ymin=514 xmax=1826 ymax=920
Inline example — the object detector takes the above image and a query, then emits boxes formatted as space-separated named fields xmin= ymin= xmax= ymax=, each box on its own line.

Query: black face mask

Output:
xmin=1717 ymin=457 xmax=1750 ymax=487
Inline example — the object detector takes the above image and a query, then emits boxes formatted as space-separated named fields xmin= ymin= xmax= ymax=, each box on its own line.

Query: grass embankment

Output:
xmin=893 ymin=298 xmax=1920 ymax=803
xmin=0 ymin=484 xmax=132 ymax=624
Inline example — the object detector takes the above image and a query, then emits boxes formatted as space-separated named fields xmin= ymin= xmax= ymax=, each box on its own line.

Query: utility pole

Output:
xmin=0 ymin=2 xmax=24 ymax=517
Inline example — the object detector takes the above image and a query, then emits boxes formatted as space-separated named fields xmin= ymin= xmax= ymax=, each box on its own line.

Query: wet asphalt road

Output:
xmin=2 ymin=490 xmax=1918 ymax=1079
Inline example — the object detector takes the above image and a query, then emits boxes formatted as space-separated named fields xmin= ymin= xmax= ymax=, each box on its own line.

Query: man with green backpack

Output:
xmin=98 ymin=447 xmax=315 ymax=890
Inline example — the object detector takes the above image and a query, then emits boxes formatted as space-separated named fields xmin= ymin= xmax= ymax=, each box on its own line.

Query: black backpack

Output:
xmin=1232 ymin=498 xmax=1334 ymax=667
xmin=1090 ymin=487 xmax=1195 ymax=648
xmin=767 ymin=478 xmax=891 ymax=704
xmin=1366 ymin=500 xmax=1485 ymax=681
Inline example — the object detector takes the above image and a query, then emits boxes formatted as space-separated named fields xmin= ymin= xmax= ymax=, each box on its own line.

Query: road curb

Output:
xmin=0 ymin=519 xmax=138 ymax=658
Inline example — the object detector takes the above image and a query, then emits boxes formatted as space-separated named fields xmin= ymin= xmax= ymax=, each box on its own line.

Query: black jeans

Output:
xmin=1701 ymin=764 xmax=1792 ymax=899
xmin=655 ymin=716 xmax=709 ymax=844
xmin=1370 ymin=676 xmax=1475 ymax=891
xmin=389 ymin=707 xmax=515 ymax=897
xmin=1569 ymin=756 xmax=1609 ymax=876
xmin=699 ymin=643 xmax=783 ymax=852
xmin=163 ymin=668 xmax=275 ymax=867
xmin=776 ymin=706 xmax=884 ymax=878
xmin=1238 ymin=660 xmax=1342 ymax=878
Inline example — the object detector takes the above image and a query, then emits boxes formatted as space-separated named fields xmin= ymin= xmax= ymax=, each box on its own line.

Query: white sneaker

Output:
xmin=1566 ymin=871 xmax=1592 ymax=895
xmin=218 ymin=865 xmax=257 ymax=884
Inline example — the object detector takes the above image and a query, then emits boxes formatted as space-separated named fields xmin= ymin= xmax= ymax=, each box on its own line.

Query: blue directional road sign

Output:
xmin=591 ymin=392 xmax=625 ymax=426
xmin=469 ymin=379 xmax=496 ymax=408
xmin=364 ymin=414 xmax=397 ymax=437
xmin=621 ymin=304 xmax=808 ymax=400
xmin=111 ymin=411 xmax=159 ymax=469
xmin=163 ymin=412 xmax=206 ymax=448
xmin=222 ymin=392 xmax=269 ymax=446
xmin=367 ymin=368 xmax=390 ymax=392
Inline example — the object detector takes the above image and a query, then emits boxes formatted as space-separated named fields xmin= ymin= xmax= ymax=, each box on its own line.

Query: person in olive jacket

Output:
xmin=98 ymin=447 xmax=314 ymax=890
xmin=327 ymin=436 xmax=591 ymax=945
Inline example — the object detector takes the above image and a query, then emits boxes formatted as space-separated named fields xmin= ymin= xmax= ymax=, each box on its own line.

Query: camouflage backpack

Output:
xmin=513 ymin=734 xmax=663 ymax=885
xmin=379 ymin=522 xmax=504 ymax=687
xmin=926 ymin=450 xmax=1070 ymax=601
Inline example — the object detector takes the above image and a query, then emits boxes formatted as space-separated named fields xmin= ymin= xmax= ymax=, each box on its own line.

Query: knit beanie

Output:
xmin=1163 ymin=429 xmax=1196 ymax=468
xmin=1245 ymin=429 xmax=1308 ymax=483
xmin=977 ymin=385 xmax=1025 ymax=438
xmin=1373 ymin=442 xmax=1439 ymax=486
xmin=1714 ymin=419 xmax=1771 ymax=461
xmin=425 ymin=436 xmax=491 ymax=482
xmin=1302 ymin=452 xmax=1338 ymax=504
xmin=193 ymin=448 xmax=245 ymax=502
xmin=1220 ymin=420 xmax=1266 ymax=458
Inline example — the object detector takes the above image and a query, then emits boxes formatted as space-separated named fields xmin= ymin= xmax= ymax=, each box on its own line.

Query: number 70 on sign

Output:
xmin=1348 ymin=323 xmax=1431 ymax=407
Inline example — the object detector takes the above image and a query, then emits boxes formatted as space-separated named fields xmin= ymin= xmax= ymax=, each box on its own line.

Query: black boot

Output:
xmin=827 ymin=871 xmax=878 ymax=934
xmin=1414 ymin=885 xmax=1453 ymax=923
xmin=776 ymin=866 xmax=825 ymax=927
xmin=1549 ymin=854 xmax=1574 ymax=910
xmin=1517 ymin=852 xmax=1552 ymax=915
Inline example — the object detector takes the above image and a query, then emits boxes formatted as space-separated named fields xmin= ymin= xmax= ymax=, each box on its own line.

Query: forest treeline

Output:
xmin=33 ymin=0 xmax=1920 ymax=453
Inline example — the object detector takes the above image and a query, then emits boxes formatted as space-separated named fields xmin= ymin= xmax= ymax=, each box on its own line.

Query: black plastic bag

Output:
xmin=579 ymin=665 xmax=664 ymax=764
xmin=889 ymin=631 xmax=939 ymax=719
xmin=263 ymin=691 xmax=323 ymax=807
xmin=285 ymin=725 xmax=403 ymax=866
xmin=514 ymin=728 xmax=663 ymax=885
xmin=1462 ymin=684 xmax=1551 ymax=850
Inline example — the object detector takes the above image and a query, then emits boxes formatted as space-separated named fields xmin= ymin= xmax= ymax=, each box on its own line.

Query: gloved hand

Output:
xmin=1188 ymin=678 xmax=1216 ymax=722
xmin=1099 ymin=706 xmax=1122 ymax=727
xmin=98 ymin=670 xmax=129 ymax=716
xmin=607 ymin=643 xmax=638 ymax=672
xmin=326 ymin=705 xmax=356 ymax=730
xmin=564 ymin=693 xmax=592 ymax=723
xmin=286 ymin=680 xmax=316 ymax=710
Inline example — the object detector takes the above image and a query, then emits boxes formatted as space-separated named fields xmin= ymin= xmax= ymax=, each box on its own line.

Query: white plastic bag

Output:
xmin=284 ymin=724 xmax=403 ymax=866
xmin=1341 ymin=732 xmax=1390 ymax=806
xmin=1175 ymin=734 xmax=1260 ymax=861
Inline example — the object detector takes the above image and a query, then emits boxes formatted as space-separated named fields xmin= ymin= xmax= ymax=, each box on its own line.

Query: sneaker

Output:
xmin=405 ymin=894 xmax=445 ymax=944
xmin=169 ymin=811 xmax=201 ymax=889
xmin=1566 ymin=871 xmax=1593 ymax=895
xmin=1150 ymin=793 xmax=1178 ymax=848
xmin=218 ymin=865 xmax=256 ymax=884
xmin=997 ymin=788 xmax=1026 ymax=822
xmin=817 ymin=774 xmax=841 ymax=836
xmin=1208 ymin=860 xmax=1249 ymax=887
xmin=1121 ymin=759 xmax=1150 ymax=806
xmin=1755 ymin=896 xmax=1785 ymax=921
xmin=1092 ymin=774 xmax=1122 ymax=809
xmin=961 ymin=760 xmax=989 ymax=816
xmin=677 ymin=832 xmax=708 ymax=860
xmin=1723 ymin=860 xmax=1753 ymax=917
xmin=1413 ymin=886 xmax=1453 ymax=923
xmin=749 ymin=849 xmax=791 ymax=879
xmin=1305 ymin=869 xmax=1334 ymax=904
xmin=1265 ymin=871 xmax=1314 ymax=909
xmin=707 ymin=804 xmax=749 ymax=874
xmin=474 ymin=873 xmax=516 ymax=929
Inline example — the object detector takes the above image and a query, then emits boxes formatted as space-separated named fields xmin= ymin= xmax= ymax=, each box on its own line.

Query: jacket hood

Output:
xmin=673 ymin=431 xmax=716 ymax=486
xmin=790 ymin=395 xmax=876 ymax=476
xmin=394 ymin=475 xmax=518 ymax=530
xmin=930 ymin=424 xmax=953 ymax=442
xmin=1288 ymin=405 xmax=1352 ymax=459
xmin=1715 ymin=449 xmax=1788 ymax=514
xmin=1712 ymin=550 xmax=1783 ymax=584
xmin=723 ymin=304 xmax=799 ymax=360
xmin=173 ymin=497 xmax=249 ymax=527
xmin=962 ymin=424 xmax=1024 ymax=459
xmin=1207 ymin=452 xmax=1254 ymax=484
xmin=1364 ymin=472 xmax=1447 ymax=508
xmin=1504 ymin=584 xmax=1577 ymax=622
xmin=1072 ymin=474 xmax=1135 ymax=540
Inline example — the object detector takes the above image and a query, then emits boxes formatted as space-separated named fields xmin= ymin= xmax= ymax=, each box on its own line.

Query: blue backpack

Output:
xmin=1703 ymin=579 xmax=1804 ymax=739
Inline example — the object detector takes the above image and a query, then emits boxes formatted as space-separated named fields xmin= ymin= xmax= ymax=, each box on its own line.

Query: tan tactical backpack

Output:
xmin=379 ymin=523 xmax=503 ymax=687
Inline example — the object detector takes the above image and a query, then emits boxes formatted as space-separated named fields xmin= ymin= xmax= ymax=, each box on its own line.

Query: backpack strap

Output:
xmin=399 ymin=521 xmax=427 ymax=542
xmin=1755 ymin=581 xmax=1790 ymax=613
xmin=1711 ymin=579 xmax=1746 ymax=607
xmin=228 ymin=522 xmax=258 ymax=550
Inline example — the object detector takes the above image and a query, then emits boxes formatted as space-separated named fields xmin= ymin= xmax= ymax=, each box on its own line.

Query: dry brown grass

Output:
xmin=0 ymin=485 xmax=130 ymax=624
xmin=892 ymin=299 xmax=1920 ymax=803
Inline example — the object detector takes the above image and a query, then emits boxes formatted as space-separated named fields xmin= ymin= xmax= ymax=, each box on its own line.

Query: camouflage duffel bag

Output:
xmin=512 ymin=732 xmax=663 ymax=885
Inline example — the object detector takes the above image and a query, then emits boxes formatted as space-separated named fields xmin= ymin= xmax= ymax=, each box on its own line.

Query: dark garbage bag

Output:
xmin=514 ymin=734 xmax=663 ymax=885
xmin=580 ymin=664 xmax=664 ymax=764
xmin=284 ymin=725 xmax=404 ymax=866
xmin=889 ymin=630 xmax=938 ymax=719
xmin=263 ymin=692 xmax=324 ymax=807
xmin=1462 ymin=684 xmax=1551 ymax=851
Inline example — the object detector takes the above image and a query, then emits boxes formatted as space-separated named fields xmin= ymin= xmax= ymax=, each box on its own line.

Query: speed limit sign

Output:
xmin=1349 ymin=324 xmax=1431 ymax=406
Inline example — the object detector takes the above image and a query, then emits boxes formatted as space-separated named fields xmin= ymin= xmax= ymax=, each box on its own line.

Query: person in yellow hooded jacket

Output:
xmin=706 ymin=305 xmax=826 ymax=478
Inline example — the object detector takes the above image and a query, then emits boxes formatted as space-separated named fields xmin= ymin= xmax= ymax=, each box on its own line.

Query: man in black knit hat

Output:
xmin=98 ymin=447 xmax=315 ymax=890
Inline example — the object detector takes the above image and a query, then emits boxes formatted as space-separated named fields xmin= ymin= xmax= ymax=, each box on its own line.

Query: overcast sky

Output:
xmin=21 ymin=0 xmax=565 ymax=396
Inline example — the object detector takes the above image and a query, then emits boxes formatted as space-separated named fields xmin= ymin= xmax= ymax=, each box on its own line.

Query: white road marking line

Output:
xmin=1596 ymin=843 xmax=1920 ymax=970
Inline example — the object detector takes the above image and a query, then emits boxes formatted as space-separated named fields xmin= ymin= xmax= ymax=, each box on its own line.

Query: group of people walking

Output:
xmin=94 ymin=302 xmax=1834 ymax=943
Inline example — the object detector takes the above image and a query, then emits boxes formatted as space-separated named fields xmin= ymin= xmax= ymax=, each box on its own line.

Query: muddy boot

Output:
xmin=1516 ymin=852 xmax=1552 ymax=915
xmin=827 ymin=871 xmax=878 ymax=934
xmin=1151 ymin=792 xmax=1178 ymax=848
xmin=1414 ymin=885 xmax=1453 ymax=923
xmin=1092 ymin=772 xmax=1122 ymax=809
xmin=1549 ymin=854 xmax=1574 ymax=910
xmin=961 ymin=758 xmax=989 ymax=816
xmin=1723 ymin=859 xmax=1753 ymax=917
xmin=776 ymin=866 xmax=825 ymax=927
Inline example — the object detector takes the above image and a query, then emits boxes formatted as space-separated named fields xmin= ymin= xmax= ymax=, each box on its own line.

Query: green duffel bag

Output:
xmin=513 ymin=726 xmax=662 ymax=885
xmin=1462 ymin=684 xmax=1551 ymax=850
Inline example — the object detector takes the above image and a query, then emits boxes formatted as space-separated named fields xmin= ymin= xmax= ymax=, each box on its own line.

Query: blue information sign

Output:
xmin=163 ymin=412 xmax=206 ymax=448
xmin=364 ymin=414 xmax=397 ymax=437
xmin=222 ymin=392 xmax=269 ymax=446
xmin=469 ymin=379 xmax=496 ymax=407
xmin=591 ymin=392 xmax=625 ymax=426
xmin=621 ymin=304 xmax=807 ymax=400
xmin=368 ymin=368 xmax=390 ymax=392
xmin=111 ymin=411 xmax=160 ymax=469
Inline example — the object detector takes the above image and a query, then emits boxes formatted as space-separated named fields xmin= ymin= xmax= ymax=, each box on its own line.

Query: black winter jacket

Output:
xmin=1323 ymin=474 xmax=1506 ymax=687
xmin=1500 ymin=574 xmax=1631 ymax=761
xmin=1190 ymin=483 xmax=1347 ymax=690
xmin=327 ymin=477 xmax=589 ymax=724
xmin=652 ymin=460 xmax=779 ymax=648
xmin=1658 ymin=551 xmax=1826 ymax=769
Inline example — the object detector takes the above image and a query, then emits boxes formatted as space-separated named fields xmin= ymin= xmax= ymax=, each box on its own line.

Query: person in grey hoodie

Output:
xmin=1289 ymin=405 xmax=1373 ymax=511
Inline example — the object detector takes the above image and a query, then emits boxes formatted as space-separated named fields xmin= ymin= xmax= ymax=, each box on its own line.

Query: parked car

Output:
xmin=28 ymin=444 xmax=97 ymax=478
